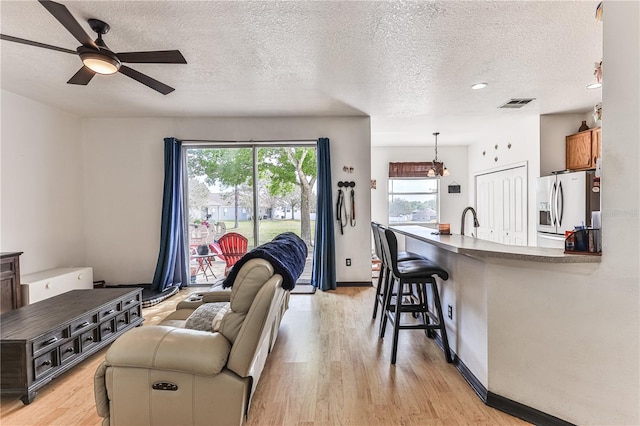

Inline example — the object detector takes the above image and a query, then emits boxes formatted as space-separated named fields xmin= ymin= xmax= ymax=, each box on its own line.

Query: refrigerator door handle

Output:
xmin=550 ymin=182 xmax=557 ymax=226
xmin=557 ymin=181 xmax=564 ymax=227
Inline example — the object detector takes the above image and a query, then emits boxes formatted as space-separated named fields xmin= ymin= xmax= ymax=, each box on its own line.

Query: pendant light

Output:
xmin=427 ymin=132 xmax=450 ymax=177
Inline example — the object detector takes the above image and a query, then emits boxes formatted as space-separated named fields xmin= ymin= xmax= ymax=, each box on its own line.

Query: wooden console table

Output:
xmin=0 ymin=288 xmax=143 ymax=404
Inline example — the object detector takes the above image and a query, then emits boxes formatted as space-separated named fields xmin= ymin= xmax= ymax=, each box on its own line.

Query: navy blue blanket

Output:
xmin=222 ymin=232 xmax=308 ymax=291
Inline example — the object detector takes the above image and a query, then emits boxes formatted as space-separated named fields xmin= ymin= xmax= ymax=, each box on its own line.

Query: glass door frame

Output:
xmin=181 ymin=140 xmax=317 ymax=256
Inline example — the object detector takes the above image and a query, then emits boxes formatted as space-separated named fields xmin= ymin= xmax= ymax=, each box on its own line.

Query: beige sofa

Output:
xmin=94 ymin=258 xmax=289 ymax=426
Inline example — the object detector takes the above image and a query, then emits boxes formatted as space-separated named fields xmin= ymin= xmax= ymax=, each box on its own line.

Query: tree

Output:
xmin=188 ymin=178 xmax=211 ymax=223
xmin=281 ymin=188 xmax=301 ymax=220
xmin=261 ymin=147 xmax=316 ymax=247
xmin=187 ymin=148 xmax=253 ymax=229
xmin=256 ymin=176 xmax=283 ymax=219
xmin=187 ymin=146 xmax=317 ymax=248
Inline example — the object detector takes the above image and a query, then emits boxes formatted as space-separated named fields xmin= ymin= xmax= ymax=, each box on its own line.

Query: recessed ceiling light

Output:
xmin=586 ymin=82 xmax=602 ymax=89
xmin=471 ymin=82 xmax=488 ymax=90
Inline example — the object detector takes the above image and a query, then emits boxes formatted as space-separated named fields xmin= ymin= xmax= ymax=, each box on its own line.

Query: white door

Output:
xmin=476 ymin=174 xmax=499 ymax=242
xmin=475 ymin=165 xmax=528 ymax=246
xmin=500 ymin=168 xmax=527 ymax=245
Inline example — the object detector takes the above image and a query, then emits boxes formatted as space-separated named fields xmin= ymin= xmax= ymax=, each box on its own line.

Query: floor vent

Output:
xmin=499 ymin=98 xmax=536 ymax=109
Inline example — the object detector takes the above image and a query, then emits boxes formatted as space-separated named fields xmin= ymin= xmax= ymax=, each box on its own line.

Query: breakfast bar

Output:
xmin=391 ymin=225 xmax=602 ymax=422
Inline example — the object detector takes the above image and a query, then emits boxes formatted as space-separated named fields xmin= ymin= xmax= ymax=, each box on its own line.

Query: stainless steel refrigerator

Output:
xmin=536 ymin=170 xmax=600 ymax=248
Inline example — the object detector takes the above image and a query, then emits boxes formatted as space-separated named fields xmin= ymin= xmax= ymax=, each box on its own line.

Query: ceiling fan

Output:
xmin=0 ymin=0 xmax=187 ymax=95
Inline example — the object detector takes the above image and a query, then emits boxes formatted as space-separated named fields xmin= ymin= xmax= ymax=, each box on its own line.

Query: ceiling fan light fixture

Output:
xmin=586 ymin=82 xmax=602 ymax=90
xmin=78 ymin=47 xmax=121 ymax=75
xmin=471 ymin=82 xmax=488 ymax=90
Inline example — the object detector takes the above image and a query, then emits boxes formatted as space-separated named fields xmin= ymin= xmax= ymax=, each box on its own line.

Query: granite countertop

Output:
xmin=391 ymin=225 xmax=602 ymax=264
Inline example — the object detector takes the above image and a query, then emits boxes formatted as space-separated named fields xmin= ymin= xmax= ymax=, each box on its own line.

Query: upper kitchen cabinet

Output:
xmin=592 ymin=127 xmax=601 ymax=166
xmin=566 ymin=128 xmax=601 ymax=170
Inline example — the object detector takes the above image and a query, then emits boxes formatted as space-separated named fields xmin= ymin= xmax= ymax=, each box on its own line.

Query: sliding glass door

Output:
xmin=184 ymin=144 xmax=316 ymax=284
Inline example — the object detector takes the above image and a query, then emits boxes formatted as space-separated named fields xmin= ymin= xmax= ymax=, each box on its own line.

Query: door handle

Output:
xmin=43 ymin=337 xmax=58 ymax=346
xmin=557 ymin=182 xmax=564 ymax=227
xmin=550 ymin=182 xmax=557 ymax=226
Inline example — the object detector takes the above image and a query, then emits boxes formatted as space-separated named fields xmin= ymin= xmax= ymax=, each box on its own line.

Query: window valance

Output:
xmin=388 ymin=161 xmax=443 ymax=178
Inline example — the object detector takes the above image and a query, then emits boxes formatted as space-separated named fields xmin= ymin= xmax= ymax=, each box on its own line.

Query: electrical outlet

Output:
xmin=346 ymin=258 xmax=351 ymax=266
xmin=447 ymin=305 xmax=453 ymax=320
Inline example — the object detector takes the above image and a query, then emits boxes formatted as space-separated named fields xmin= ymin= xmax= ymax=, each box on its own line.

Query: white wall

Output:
xmin=591 ymin=3 xmax=640 ymax=420
xmin=492 ymin=3 xmax=639 ymax=424
xmin=371 ymin=146 xmax=469 ymax=234
xmin=82 ymin=116 xmax=372 ymax=285
xmin=539 ymin=113 xmax=588 ymax=175
xmin=0 ymin=90 xmax=86 ymax=274
xmin=467 ymin=115 xmax=540 ymax=245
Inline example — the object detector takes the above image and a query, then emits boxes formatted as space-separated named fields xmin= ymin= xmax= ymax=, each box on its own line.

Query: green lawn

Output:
xmin=219 ymin=219 xmax=315 ymax=248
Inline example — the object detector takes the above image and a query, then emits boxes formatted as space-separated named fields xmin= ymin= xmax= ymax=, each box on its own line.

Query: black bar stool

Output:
xmin=371 ymin=222 xmax=424 ymax=320
xmin=378 ymin=227 xmax=453 ymax=365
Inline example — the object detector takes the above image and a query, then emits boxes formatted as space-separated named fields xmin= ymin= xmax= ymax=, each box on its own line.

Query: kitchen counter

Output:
xmin=391 ymin=225 xmax=601 ymax=263
xmin=388 ymin=224 xmax=602 ymax=424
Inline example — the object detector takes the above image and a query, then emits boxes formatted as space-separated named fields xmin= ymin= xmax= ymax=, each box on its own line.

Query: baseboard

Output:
xmin=453 ymin=354 xmax=489 ymax=401
xmin=337 ymin=281 xmax=372 ymax=287
xmin=432 ymin=335 xmax=575 ymax=426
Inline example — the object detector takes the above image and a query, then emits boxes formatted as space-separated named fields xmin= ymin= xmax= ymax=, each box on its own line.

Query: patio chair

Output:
xmin=218 ymin=232 xmax=248 ymax=275
xmin=212 ymin=222 xmax=227 ymax=239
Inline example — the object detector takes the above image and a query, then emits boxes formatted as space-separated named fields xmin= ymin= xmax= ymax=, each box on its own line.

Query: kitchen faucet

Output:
xmin=461 ymin=206 xmax=480 ymax=237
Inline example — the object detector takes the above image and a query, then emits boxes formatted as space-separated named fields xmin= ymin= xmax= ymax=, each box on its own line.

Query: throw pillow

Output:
xmin=184 ymin=302 xmax=230 ymax=333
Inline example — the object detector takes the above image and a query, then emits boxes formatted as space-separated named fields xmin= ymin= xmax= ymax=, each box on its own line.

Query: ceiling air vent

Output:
xmin=499 ymin=98 xmax=536 ymax=109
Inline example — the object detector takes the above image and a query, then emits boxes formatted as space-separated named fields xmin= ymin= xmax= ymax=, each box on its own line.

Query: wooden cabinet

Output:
xmin=1 ymin=252 xmax=23 ymax=314
xmin=566 ymin=128 xmax=601 ymax=171
xmin=0 ymin=288 xmax=143 ymax=404
xmin=592 ymin=127 xmax=601 ymax=167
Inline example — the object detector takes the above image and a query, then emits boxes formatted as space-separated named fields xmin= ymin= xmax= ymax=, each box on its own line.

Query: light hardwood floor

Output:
xmin=1 ymin=286 xmax=530 ymax=425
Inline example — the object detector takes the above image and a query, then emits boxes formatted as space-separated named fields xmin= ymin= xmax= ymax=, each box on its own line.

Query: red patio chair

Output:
xmin=217 ymin=232 xmax=248 ymax=275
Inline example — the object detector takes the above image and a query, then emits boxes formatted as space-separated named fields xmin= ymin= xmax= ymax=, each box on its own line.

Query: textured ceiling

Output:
xmin=0 ymin=1 xmax=603 ymax=146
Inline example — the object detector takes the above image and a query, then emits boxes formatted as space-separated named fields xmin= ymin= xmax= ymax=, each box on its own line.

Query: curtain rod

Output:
xmin=180 ymin=139 xmax=318 ymax=143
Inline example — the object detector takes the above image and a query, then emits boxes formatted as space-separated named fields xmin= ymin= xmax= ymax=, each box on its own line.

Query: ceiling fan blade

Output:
xmin=0 ymin=34 xmax=76 ymax=54
xmin=119 ymin=65 xmax=175 ymax=95
xmin=38 ymin=0 xmax=99 ymax=50
xmin=117 ymin=50 xmax=187 ymax=64
xmin=67 ymin=66 xmax=96 ymax=85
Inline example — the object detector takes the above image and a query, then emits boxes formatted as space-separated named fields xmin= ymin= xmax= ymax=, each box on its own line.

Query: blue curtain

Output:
xmin=152 ymin=137 xmax=188 ymax=291
xmin=311 ymin=138 xmax=336 ymax=291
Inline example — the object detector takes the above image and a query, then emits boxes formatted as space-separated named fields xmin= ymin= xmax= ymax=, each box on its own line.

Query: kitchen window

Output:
xmin=388 ymin=162 xmax=440 ymax=224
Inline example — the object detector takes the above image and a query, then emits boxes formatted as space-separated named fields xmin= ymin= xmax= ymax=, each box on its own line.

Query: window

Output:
xmin=388 ymin=178 xmax=439 ymax=224
xmin=388 ymin=162 xmax=440 ymax=224
xmin=185 ymin=144 xmax=317 ymax=285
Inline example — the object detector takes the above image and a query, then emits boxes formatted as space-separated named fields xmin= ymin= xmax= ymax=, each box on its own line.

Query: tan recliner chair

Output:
xmin=94 ymin=258 xmax=289 ymax=426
